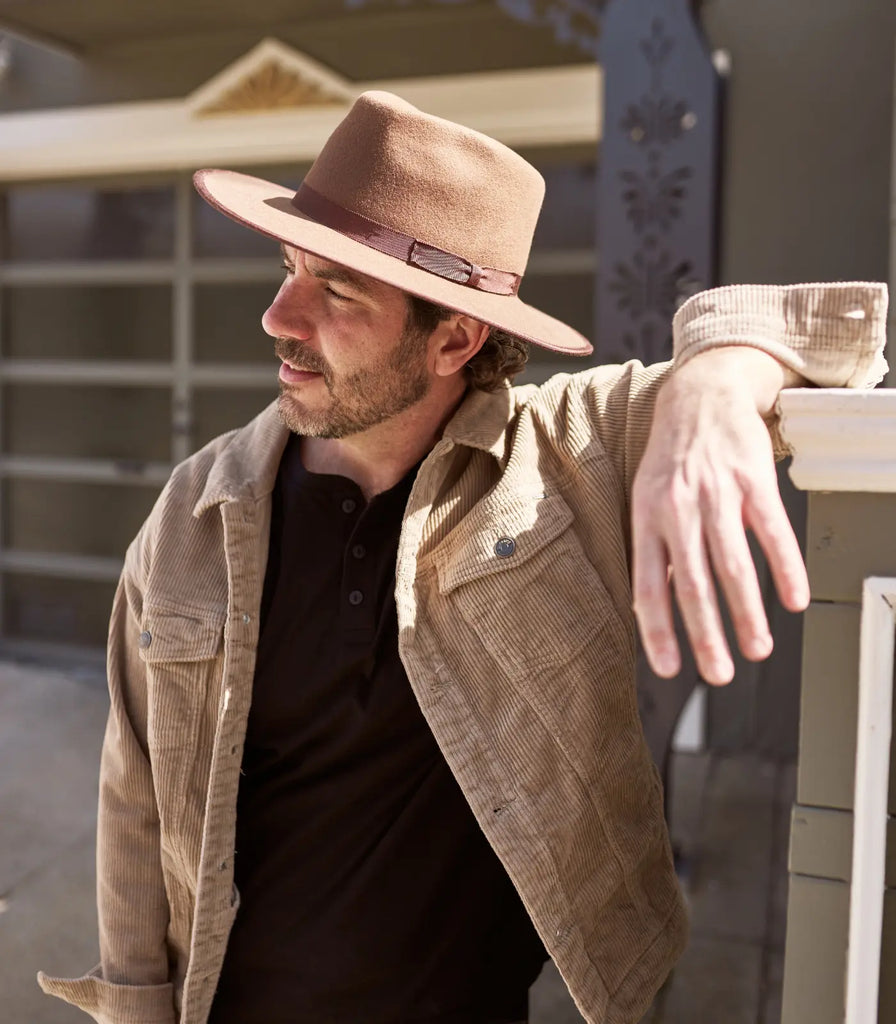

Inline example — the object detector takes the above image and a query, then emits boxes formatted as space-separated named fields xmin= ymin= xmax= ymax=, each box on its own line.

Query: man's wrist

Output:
xmin=670 ymin=345 xmax=807 ymax=417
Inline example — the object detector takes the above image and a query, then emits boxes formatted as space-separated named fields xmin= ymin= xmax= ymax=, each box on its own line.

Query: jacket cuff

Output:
xmin=672 ymin=282 xmax=890 ymax=387
xmin=38 ymin=966 xmax=175 ymax=1024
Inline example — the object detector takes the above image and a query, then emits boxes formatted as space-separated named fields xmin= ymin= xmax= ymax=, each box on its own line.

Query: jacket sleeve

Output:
xmin=37 ymin=534 xmax=176 ymax=1024
xmin=577 ymin=280 xmax=889 ymax=513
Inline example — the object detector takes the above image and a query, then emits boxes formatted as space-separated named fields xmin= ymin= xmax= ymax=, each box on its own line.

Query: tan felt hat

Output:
xmin=194 ymin=90 xmax=593 ymax=356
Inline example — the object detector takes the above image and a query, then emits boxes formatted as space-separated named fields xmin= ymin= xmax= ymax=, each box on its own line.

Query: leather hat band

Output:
xmin=291 ymin=183 xmax=522 ymax=296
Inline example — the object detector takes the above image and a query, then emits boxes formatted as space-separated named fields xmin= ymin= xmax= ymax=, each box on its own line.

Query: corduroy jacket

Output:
xmin=39 ymin=283 xmax=889 ymax=1024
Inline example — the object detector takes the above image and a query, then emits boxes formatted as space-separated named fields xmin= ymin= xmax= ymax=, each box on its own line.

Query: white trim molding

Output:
xmin=778 ymin=388 xmax=896 ymax=493
xmin=846 ymin=576 xmax=896 ymax=1024
xmin=0 ymin=40 xmax=601 ymax=182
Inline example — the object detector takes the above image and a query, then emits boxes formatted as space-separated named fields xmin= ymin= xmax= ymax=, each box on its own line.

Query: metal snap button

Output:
xmin=138 ymin=630 xmax=152 ymax=649
xmin=242 ymin=613 xmax=251 ymax=624
xmin=494 ymin=537 xmax=516 ymax=558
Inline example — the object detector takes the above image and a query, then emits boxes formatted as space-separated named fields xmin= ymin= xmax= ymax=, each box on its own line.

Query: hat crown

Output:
xmin=303 ymin=91 xmax=545 ymax=276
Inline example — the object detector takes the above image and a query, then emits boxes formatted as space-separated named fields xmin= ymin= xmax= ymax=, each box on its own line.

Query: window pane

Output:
xmin=4 ymin=285 xmax=172 ymax=360
xmin=2 ymin=383 xmax=171 ymax=461
xmin=520 ymin=148 xmax=596 ymax=251
xmin=517 ymin=272 xmax=594 ymax=339
xmin=3 ymin=479 xmax=159 ymax=559
xmin=516 ymin=273 xmax=595 ymax=385
xmin=195 ymin=283 xmax=278 ymax=363
xmin=6 ymin=184 xmax=175 ymax=261
xmin=193 ymin=164 xmax=306 ymax=258
xmin=2 ymin=573 xmax=117 ymax=647
xmin=192 ymin=387 xmax=276 ymax=451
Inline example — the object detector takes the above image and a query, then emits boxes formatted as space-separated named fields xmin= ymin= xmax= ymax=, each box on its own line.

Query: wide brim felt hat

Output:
xmin=194 ymin=91 xmax=592 ymax=356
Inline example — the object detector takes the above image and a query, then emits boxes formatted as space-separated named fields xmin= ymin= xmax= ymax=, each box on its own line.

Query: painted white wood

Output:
xmin=845 ymin=577 xmax=896 ymax=1024
xmin=778 ymin=389 xmax=896 ymax=493
xmin=0 ymin=261 xmax=176 ymax=285
xmin=0 ymin=359 xmax=274 ymax=387
xmin=171 ymin=178 xmax=193 ymax=465
xmin=0 ymin=549 xmax=122 ymax=582
xmin=0 ymin=64 xmax=601 ymax=182
xmin=671 ymin=685 xmax=707 ymax=753
xmin=0 ymin=455 xmax=171 ymax=486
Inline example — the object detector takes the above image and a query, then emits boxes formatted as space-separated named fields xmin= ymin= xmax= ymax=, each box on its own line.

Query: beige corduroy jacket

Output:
xmin=39 ymin=283 xmax=888 ymax=1024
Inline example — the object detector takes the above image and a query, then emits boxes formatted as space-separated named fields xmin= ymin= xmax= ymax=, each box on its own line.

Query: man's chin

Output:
xmin=276 ymin=390 xmax=349 ymax=440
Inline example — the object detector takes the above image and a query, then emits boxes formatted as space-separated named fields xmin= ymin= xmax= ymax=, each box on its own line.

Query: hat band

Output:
xmin=291 ymin=184 xmax=522 ymax=296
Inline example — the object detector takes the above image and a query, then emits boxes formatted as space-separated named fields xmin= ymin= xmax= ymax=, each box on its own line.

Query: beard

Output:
xmin=274 ymin=318 xmax=432 ymax=439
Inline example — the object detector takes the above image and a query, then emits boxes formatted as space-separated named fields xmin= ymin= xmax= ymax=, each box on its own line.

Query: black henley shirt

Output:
xmin=208 ymin=434 xmax=546 ymax=1024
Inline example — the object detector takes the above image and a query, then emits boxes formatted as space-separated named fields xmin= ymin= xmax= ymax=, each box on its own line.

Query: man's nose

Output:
xmin=261 ymin=276 xmax=314 ymax=340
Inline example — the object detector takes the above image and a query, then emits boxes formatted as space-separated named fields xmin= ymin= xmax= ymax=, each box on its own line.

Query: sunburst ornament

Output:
xmin=198 ymin=59 xmax=346 ymax=116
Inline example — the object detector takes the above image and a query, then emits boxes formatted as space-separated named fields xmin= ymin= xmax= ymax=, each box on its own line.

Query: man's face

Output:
xmin=263 ymin=245 xmax=433 ymax=439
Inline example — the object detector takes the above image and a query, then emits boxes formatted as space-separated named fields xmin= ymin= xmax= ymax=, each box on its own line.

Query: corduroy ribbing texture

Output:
xmin=38 ymin=281 xmax=888 ymax=1024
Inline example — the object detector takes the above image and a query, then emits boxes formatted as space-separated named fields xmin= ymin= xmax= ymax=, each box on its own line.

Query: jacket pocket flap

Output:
xmin=38 ymin=965 xmax=175 ymax=1024
xmin=138 ymin=607 xmax=224 ymax=663
xmin=436 ymin=491 xmax=573 ymax=594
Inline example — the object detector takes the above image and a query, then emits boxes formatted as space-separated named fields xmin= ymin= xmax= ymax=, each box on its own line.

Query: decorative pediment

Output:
xmin=187 ymin=38 xmax=355 ymax=117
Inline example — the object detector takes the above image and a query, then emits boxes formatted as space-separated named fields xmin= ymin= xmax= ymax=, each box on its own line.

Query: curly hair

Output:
xmin=405 ymin=294 xmax=530 ymax=392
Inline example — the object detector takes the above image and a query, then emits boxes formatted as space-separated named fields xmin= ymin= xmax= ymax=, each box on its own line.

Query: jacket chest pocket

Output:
xmin=435 ymin=492 xmax=614 ymax=679
xmin=139 ymin=606 xmax=225 ymax=751
xmin=140 ymin=606 xmax=225 ymax=869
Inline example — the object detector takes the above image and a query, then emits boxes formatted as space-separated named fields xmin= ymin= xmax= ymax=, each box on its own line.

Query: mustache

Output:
xmin=274 ymin=338 xmax=331 ymax=377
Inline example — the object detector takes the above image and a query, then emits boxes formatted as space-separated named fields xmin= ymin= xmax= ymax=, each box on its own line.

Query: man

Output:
xmin=39 ymin=91 xmax=887 ymax=1024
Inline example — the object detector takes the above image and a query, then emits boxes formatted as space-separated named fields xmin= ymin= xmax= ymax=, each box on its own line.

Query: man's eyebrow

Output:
xmin=309 ymin=263 xmax=377 ymax=297
xmin=280 ymin=244 xmax=376 ymax=297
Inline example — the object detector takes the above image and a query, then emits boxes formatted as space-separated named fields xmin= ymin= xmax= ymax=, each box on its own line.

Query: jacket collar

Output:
xmin=193 ymin=402 xmax=290 ymax=517
xmin=192 ymin=382 xmax=530 ymax=517
xmin=442 ymin=382 xmax=532 ymax=467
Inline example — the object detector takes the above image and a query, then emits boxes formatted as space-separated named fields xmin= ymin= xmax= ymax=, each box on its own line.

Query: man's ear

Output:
xmin=431 ymin=316 xmax=490 ymax=378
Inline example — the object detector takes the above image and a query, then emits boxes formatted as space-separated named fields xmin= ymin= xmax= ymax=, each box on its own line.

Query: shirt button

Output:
xmin=138 ymin=630 xmax=152 ymax=649
xmin=341 ymin=498 xmax=357 ymax=514
xmin=348 ymin=590 xmax=364 ymax=606
xmin=494 ymin=537 xmax=516 ymax=558
xmin=352 ymin=544 xmax=366 ymax=560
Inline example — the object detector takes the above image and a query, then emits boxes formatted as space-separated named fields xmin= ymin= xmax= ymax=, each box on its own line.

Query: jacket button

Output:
xmin=138 ymin=630 xmax=152 ymax=649
xmin=494 ymin=537 xmax=516 ymax=558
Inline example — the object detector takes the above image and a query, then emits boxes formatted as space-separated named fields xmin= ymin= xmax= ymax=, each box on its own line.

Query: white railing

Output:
xmin=848 ymin=577 xmax=895 ymax=1024
xmin=780 ymin=387 xmax=896 ymax=1024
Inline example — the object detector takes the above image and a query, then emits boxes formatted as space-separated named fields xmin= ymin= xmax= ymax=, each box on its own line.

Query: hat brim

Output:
xmin=194 ymin=169 xmax=593 ymax=357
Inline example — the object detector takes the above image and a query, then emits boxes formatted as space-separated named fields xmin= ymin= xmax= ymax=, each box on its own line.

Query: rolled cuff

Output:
xmin=37 ymin=966 xmax=175 ymax=1024
xmin=672 ymin=282 xmax=890 ymax=388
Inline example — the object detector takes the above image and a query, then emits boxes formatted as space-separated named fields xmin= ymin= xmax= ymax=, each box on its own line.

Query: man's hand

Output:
xmin=631 ymin=348 xmax=811 ymax=686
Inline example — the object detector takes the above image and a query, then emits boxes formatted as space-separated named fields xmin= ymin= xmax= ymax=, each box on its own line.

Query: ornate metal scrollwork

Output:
xmin=596 ymin=0 xmax=723 ymax=364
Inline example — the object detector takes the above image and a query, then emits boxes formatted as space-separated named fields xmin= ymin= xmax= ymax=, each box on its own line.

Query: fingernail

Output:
xmin=707 ymin=658 xmax=734 ymax=684
xmin=749 ymin=634 xmax=773 ymax=658
xmin=654 ymin=650 xmax=680 ymax=677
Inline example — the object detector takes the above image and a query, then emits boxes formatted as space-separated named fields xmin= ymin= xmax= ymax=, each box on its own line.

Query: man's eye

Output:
xmin=280 ymin=261 xmax=294 ymax=274
xmin=325 ymin=285 xmax=351 ymax=301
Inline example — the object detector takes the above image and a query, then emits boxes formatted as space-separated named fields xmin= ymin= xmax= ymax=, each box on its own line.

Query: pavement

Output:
xmin=0 ymin=660 xmax=794 ymax=1023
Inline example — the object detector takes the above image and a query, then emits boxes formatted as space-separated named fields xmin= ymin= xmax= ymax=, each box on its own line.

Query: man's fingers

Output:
xmin=632 ymin=530 xmax=680 ymax=678
xmin=746 ymin=489 xmax=810 ymax=612
xmin=665 ymin=523 xmax=733 ymax=685
xmin=705 ymin=507 xmax=773 ymax=662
